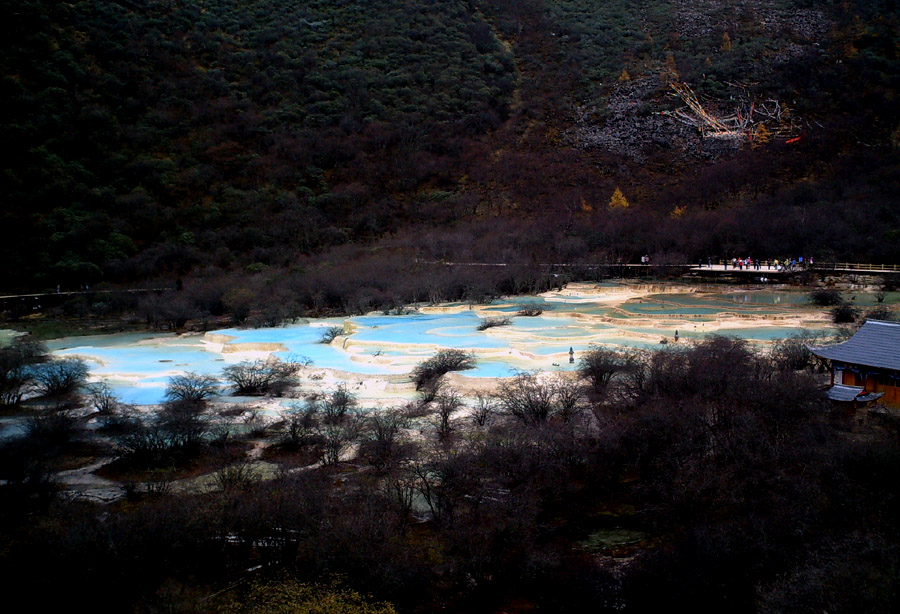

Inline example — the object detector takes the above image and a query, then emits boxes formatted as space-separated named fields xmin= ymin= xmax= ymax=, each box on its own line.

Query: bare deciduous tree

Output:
xmin=319 ymin=325 xmax=346 ymax=344
xmin=366 ymin=409 xmax=409 ymax=469
xmin=471 ymin=392 xmax=496 ymax=427
xmin=494 ymin=372 xmax=585 ymax=425
xmin=222 ymin=358 xmax=304 ymax=396
xmin=411 ymin=349 xmax=475 ymax=390
xmin=495 ymin=372 xmax=557 ymax=425
xmin=476 ymin=316 xmax=511 ymax=331
xmin=86 ymin=380 xmax=119 ymax=414
xmin=435 ymin=389 xmax=462 ymax=440
xmin=0 ymin=338 xmax=47 ymax=406
xmin=578 ymin=345 xmax=632 ymax=393
xmin=158 ymin=399 xmax=210 ymax=448
xmin=32 ymin=358 xmax=89 ymax=398
xmin=318 ymin=415 xmax=363 ymax=467
xmin=319 ymin=384 xmax=358 ymax=424
xmin=164 ymin=372 xmax=219 ymax=403
xmin=282 ymin=401 xmax=319 ymax=448
xmin=517 ymin=302 xmax=544 ymax=317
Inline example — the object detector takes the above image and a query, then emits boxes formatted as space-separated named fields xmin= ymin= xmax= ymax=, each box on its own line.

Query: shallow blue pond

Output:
xmin=44 ymin=284 xmax=840 ymax=405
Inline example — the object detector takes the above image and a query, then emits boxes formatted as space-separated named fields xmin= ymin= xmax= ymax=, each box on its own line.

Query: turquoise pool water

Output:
xmin=44 ymin=284 xmax=841 ymax=405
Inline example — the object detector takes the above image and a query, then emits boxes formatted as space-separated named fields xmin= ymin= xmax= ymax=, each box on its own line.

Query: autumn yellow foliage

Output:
xmin=721 ymin=32 xmax=733 ymax=52
xmin=219 ymin=577 xmax=397 ymax=614
xmin=609 ymin=187 xmax=630 ymax=209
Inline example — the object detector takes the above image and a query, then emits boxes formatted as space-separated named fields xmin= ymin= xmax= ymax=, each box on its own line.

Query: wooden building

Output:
xmin=809 ymin=320 xmax=900 ymax=407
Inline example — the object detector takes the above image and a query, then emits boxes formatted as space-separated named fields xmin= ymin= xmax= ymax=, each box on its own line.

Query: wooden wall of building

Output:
xmin=840 ymin=369 xmax=900 ymax=407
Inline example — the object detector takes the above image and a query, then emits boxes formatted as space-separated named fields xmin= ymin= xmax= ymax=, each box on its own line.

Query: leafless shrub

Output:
xmin=158 ymin=399 xmax=211 ymax=448
xmin=142 ymin=470 xmax=174 ymax=498
xmin=0 ymin=337 xmax=47 ymax=406
xmin=282 ymin=401 xmax=319 ymax=448
xmin=208 ymin=421 xmax=234 ymax=448
xmin=471 ymin=392 xmax=497 ymax=427
xmin=319 ymin=325 xmax=346 ymax=344
xmin=416 ymin=377 xmax=445 ymax=406
xmin=117 ymin=425 xmax=171 ymax=463
xmin=32 ymin=358 xmax=89 ymax=398
xmin=318 ymin=384 xmax=358 ymax=424
xmin=494 ymin=372 xmax=584 ymax=425
xmin=553 ymin=377 xmax=587 ymax=423
xmin=770 ymin=331 xmax=824 ymax=372
xmin=435 ymin=389 xmax=463 ymax=440
xmin=164 ymin=372 xmax=219 ymax=403
xmin=517 ymin=303 xmax=545 ymax=317
xmin=578 ymin=345 xmax=635 ymax=393
xmin=809 ymin=289 xmax=842 ymax=306
xmin=222 ymin=358 xmax=302 ymax=396
xmin=401 ymin=399 xmax=432 ymax=419
xmin=477 ymin=316 xmax=511 ymax=331
xmin=411 ymin=349 xmax=476 ymax=390
xmin=831 ymin=302 xmax=859 ymax=324
xmin=86 ymin=380 xmax=119 ymax=414
xmin=25 ymin=410 xmax=79 ymax=446
xmin=864 ymin=305 xmax=897 ymax=322
xmin=241 ymin=408 xmax=267 ymax=436
xmin=214 ymin=459 xmax=258 ymax=492
xmin=317 ymin=415 xmax=363 ymax=466
xmin=365 ymin=409 xmax=411 ymax=469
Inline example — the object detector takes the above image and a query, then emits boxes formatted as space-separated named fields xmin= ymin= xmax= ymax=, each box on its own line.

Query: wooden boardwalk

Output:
xmin=687 ymin=262 xmax=900 ymax=276
xmin=1 ymin=262 xmax=897 ymax=305
xmin=0 ymin=288 xmax=168 ymax=313
xmin=418 ymin=260 xmax=898 ymax=276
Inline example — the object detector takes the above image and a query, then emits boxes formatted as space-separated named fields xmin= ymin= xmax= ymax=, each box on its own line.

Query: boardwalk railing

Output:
xmin=811 ymin=263 xmax=900 ymax=273
xmin=413 ymin=259 xmax=900 ymax=274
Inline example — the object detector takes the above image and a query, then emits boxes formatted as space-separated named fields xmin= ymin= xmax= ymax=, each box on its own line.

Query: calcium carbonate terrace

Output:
xmin=45 ymin=282 xmax=890 ymax=406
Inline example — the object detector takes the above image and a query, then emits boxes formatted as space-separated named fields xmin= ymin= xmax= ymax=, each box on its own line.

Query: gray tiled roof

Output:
xmin=826 ymin=384 xmax=884 ymax=402
xmin=809 ymin=320 xmax=900 ymax=371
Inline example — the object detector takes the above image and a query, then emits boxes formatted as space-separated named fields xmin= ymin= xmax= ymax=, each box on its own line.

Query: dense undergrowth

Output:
xmin=2 ymin=336 xmax=899 ymax=612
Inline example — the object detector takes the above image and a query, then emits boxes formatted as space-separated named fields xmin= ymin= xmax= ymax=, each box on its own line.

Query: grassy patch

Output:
xmin=579 ymin=528 xmax=649 ymax=553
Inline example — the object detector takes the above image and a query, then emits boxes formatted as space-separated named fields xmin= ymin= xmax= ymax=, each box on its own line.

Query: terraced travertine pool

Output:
xmin=43 ymin=282 xmax=847 ymax=405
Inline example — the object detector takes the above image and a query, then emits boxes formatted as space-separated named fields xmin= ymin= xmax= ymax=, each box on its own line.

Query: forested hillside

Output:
xmin=2 ymin=0 xmax=515 ymax=290
xmin=3 ymin=0 xmax=900 ymax=303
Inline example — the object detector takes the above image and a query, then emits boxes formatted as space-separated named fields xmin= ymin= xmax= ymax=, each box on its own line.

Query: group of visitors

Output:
xmin=727 ymin=257 xmax=763 ymax=271
xmin=772 ymin=256 xmax=814 ymax=271
xmin=696 ymin=256 xmax=815 ymax=271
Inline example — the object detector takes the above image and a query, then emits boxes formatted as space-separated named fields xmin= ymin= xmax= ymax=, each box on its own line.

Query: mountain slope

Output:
xmin=2 ymin=0 xmax=899 ymax=294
